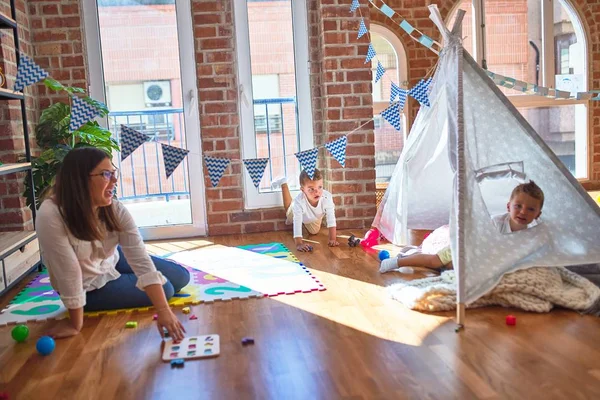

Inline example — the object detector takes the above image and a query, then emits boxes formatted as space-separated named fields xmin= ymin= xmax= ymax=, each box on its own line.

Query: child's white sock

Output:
xmin=379 ymin=256 xmax=399 ymax=273
xmin=271 ymin=176 xmax=287 ymax=190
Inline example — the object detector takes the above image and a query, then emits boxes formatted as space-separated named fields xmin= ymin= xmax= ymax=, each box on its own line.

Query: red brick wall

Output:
xmin=0 ymin=0 xmax=35 ymax=231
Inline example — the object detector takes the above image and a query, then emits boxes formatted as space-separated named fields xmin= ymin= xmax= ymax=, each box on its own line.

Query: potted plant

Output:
xmin=23 ymin=78 xmax=120 ymax=210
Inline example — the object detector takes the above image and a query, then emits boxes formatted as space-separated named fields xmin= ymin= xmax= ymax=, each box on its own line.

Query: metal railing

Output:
xmin=109 ymin=108 xmax=189 ymax=201
xmin=108 ymin=97 xmax=299 ymax=200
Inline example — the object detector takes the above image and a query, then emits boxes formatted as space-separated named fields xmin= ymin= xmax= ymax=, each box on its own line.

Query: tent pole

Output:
xmin=456 ymin=303 xmax=466 ymax=331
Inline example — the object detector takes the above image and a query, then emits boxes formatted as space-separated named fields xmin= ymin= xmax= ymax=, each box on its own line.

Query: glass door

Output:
xmin=83 ymin=0 xmax=206 ymax=239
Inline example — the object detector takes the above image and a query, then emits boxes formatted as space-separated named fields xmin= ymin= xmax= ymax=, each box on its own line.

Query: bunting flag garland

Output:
xmin=205 ymin=156 xmax=231 ymax=187
xmin=13 ymin=54 xmax=48 ymax=92
xmin=350 ymin=0 xmax=359 ymax=13
xmin=69 ymin=96 xmax=102 ymax=132
xmin=365 ymin=43 xmax=376 ymax=64
xmin=397 ymin=87 xmax=408 ymax=111
xmin=324 ymin=136 xmax=348 ymax=168
xmin=295 ymin=148 xmax=319 ymax=180
xmin=375 ymin=62 xmax=385 ymax=83
xmin=161 ymin=144 xmax=190 ymax=179
xmin=390 ymin=82 xmax=401 ymax=103
xmin=381 ymin=103 xmax=402 ymax=131
xmin=243 ymin=158 xmax=269 ymax=189
xmin=120 ymin=125 xmax=149 ymax=161
xmin=358 ymin=18 xmax=368 ymax=39
xmin=408 ymin=78 xmax=432 ymax=107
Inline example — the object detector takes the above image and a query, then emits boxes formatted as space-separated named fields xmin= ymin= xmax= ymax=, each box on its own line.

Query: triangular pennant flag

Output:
xmin=204 ymin=155 xmax=230 ymax=187
xmin=13 ymin=54 xmax=48 ymax=92
xmin=390 ymin=82 xmax=401 ymax=103
xmin=358 ymin=18 xmax=368 ymax=39
xmin=408 ymin=78 xmax=432 ymax=107
xmin=324 ymin=136 xmax=348 ymax=168
xmin=381 ymin=103 xmax=401 ymax=131
xmin=375 ymin=62 xmax=385 ymax=83
xmin=243 ymin=158 xmax=269 ymax=189
xmin=397 ymin=87 xmax=408 ymax=111
xmin=120 ymin=125 xmax=150 ymax=161
xmin=350 ymin=0 xmax=359 ymax=13
xmin=365 ymin=43 xmax=376 ymax=64
xmin=69 ymin=96 xmax=102 ymax=132
xmin=294 ymin=148 xmax=319 ymax=180
xmin=161 ymin=144 xmax=189 ymax=179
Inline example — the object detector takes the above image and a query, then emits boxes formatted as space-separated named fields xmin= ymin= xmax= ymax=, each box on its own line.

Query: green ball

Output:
xmin=11 ymin=324 xmax=29 ymax=342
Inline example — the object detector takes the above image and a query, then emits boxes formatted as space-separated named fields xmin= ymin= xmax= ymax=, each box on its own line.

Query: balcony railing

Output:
xmin=108 ymin=97 xmax=299 ymax=200
xmin=109 ymin=108 xmax=189 ymax=201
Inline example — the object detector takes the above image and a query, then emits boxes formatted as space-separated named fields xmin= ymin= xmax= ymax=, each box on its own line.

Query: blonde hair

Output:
xmin=511 ymin=180 xmax=544 ymax=209
xmin=299 ymin=168 xmax=323 ymax=186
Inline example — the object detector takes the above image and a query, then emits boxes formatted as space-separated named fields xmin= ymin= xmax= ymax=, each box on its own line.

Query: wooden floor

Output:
xmin=1 ymin=230 xmax=599 ymax=400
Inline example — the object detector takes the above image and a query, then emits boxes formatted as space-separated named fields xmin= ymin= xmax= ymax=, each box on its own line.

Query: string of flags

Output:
xmin=362 ymin=0 xmax=600 ymax=102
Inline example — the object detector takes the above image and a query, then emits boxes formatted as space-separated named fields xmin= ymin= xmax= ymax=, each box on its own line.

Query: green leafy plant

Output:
xmin=23 ymin=78 xmax=120 ymax=210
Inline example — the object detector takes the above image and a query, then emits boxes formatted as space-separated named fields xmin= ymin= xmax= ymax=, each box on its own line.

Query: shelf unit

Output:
xmin=0 ymin=2 xmax=40 ymax=296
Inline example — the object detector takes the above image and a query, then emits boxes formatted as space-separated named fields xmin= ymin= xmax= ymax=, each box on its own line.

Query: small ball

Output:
xmin=36 ymin=336 xmax=55 ymax=356
xmin=11 ymin=325 xmax=29 ymax=343
xmin=378 ymin=250 xmax=390 ymax=261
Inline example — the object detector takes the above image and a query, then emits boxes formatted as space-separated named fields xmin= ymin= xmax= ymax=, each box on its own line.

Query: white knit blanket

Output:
xmin=389 ymin=267 xmax=600 ymax=313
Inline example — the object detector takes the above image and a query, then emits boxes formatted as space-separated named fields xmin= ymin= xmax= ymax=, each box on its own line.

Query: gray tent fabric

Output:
xmin=373 ymin=5 xmax=600 ymax=305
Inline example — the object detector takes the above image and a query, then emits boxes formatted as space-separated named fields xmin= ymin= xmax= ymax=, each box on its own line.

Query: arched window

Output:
xmin=370 ymin=25 xmax=409 ymax=185
xmin=450 ymin=0 xmax=588 ymax=179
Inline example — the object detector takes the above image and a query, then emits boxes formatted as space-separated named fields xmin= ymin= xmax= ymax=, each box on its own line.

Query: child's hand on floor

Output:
xmin=328 ymin=239 xmax=339 ymax=247
xmin=296 ymin=242 xmax=313 ymax=252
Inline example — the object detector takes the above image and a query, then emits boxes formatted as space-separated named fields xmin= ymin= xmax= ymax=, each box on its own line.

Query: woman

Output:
xmin=36 ymin=147 xmax=190 ymax=340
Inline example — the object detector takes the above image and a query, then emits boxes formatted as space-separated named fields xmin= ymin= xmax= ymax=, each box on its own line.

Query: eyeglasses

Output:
xmin=89 ymin=169 xmax=119 ymax=181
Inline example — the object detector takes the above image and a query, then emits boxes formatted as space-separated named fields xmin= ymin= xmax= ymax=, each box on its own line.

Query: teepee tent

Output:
xmin=373 ymin=6 xmax=600 ymax=324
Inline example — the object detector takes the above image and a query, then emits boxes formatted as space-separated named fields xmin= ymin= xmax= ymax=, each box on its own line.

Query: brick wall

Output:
xmin=0 ymin=0 xmax=35 ymax=231
xmin=2 ymin=0 xmax=600 ymax=235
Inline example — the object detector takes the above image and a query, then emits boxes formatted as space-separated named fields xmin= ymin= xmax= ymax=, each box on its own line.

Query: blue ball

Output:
xmin=36 ymin=336 xmax=55 ymax=356
xmin=378 ymin=250 xmax=390 ymax=261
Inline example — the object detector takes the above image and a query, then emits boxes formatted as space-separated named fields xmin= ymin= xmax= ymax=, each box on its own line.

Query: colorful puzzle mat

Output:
xmin=0 ymin=243 xmax=324 ymax=326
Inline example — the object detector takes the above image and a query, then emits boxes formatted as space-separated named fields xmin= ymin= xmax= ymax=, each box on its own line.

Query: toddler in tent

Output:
xmin=272 ymin=168 xmax=339 ymax=252
xmin=379 ymin=181 xmax=545 ymax=274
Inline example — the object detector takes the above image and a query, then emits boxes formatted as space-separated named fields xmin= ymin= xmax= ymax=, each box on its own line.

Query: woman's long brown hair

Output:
xmin=54 ymin=147 xmax=122 ymax=241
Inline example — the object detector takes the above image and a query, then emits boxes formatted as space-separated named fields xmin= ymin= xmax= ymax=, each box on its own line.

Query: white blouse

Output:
xmin=36 ymin=199 xmax=166 ymax=309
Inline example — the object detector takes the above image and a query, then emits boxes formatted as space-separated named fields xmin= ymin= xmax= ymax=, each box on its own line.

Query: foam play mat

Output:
xmin=0 ymin=243 xmax=324 ymax=326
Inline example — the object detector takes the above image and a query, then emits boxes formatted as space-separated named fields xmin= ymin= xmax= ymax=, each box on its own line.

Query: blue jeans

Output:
xmin=85 ymin=247 xmax=190 ymax=312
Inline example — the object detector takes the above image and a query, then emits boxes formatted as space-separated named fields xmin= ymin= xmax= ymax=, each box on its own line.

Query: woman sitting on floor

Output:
xmin=36 ymin=147 xmax=189 ymax=340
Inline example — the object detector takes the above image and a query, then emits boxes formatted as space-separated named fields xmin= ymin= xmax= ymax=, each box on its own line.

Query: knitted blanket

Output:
xmin=388 ymin=266 xmax=600 ymax=314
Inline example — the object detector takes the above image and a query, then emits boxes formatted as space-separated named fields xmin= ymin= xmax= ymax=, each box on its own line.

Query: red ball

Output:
xmin=506 ymin=315 xmax=516 ymax=326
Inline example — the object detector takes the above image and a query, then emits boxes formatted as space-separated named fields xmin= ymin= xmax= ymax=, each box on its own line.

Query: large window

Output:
xmin=234 ymin=0 xmax=313 ymax=209
xmin=450 ymin=0 xmax=588 ymax=179
xmin=371 ymin=25 xmax=409 ymax=183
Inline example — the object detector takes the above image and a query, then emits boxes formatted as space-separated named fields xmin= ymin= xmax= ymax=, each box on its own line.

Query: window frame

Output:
xmin=233 ymin=0 xmax=313 ymax=209
xmin=370 ymin=24 xmax=410 ymax=185
xmin=452 ymin=0 xmax=590 ymax=180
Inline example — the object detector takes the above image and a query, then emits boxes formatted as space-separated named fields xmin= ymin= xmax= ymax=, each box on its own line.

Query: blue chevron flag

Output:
xmin=14 ymin=54 xmax=48 ymax=92
xmin=69 ymin=96 xmax=101 ymax=132
xmin=390 ymin=82 xmax=401 ymax=103
xmin=294 ymin=148 xmax=319 ymax=180
xmin=408 ymin=78 xmax=432 ymax=107
xmin=324 ymin=136 xmax=347 ymax=168
xmin=205 ymin=156 xmax=230 ymax=187
xmin=161 ymin=144 xmax=189 ymax=179
xmin=120 ymin=125 xmax=149 ymax=161
xmin=243 ymin=158 xmax=269 ymax=189
xmin=381 ymin=103 xmax=401 ymax=131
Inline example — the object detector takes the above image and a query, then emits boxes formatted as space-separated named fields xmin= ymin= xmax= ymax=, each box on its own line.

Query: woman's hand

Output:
xmin=47 ymin=320 xmax=80 ymax=339
xmin=156 ymin=308 xmax=186 ymax=342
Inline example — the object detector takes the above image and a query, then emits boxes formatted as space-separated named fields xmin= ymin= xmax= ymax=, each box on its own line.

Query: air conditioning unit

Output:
xmin=143 ymin=80 xmax=172 ymax=107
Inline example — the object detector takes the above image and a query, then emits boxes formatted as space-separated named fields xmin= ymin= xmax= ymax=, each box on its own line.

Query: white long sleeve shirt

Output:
xmin=35 ymin=199 xmax=166 ymax=309
xmin=290 ymin=190 xmax=336 ymax=238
